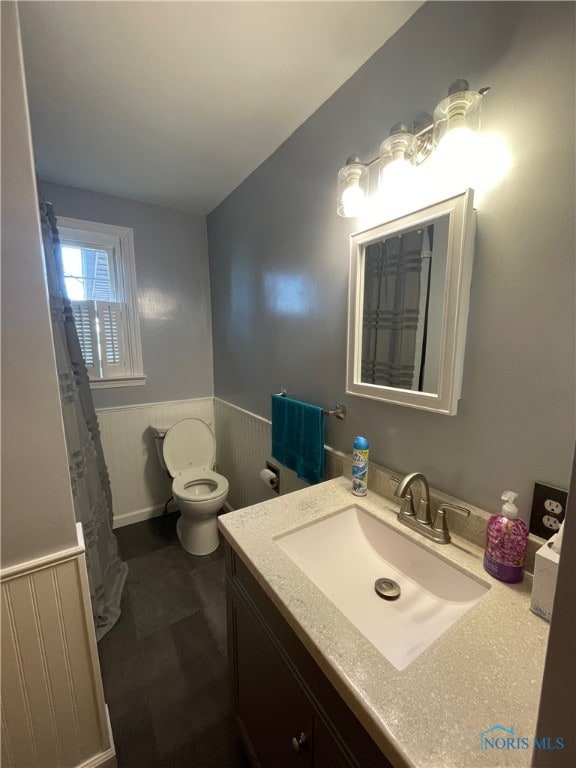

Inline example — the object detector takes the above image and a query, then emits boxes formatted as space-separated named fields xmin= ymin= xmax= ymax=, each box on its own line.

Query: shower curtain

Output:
xmin=40 ymin=199 xmax=127 ymax=640
xmin=361 ymin=228 xmax=425 ymax=389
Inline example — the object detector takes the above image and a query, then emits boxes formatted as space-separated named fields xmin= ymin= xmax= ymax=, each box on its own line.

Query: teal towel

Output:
xmin=271 ymin=394 xmax=325 ymax=485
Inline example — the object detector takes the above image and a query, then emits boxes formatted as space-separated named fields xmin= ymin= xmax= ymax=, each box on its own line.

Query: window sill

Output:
xmin=89 ymin=375 xmax=147 ymax=390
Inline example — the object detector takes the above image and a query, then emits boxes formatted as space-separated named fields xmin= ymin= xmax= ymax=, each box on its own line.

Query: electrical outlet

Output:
xmin=530 ymin=481 xmax=567 ymax=538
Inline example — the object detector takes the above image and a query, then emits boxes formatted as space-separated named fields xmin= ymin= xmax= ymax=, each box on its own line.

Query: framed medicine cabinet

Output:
xmin=346 ymin=189 xmax=476 ymax=415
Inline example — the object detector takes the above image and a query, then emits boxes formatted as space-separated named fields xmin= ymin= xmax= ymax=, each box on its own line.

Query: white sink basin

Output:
xmin=275 ymin=505 xmax=489 ymax=671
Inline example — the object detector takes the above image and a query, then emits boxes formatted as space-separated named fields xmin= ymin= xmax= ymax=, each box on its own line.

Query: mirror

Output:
xmin=346 ymin=190 xmax=475 ymax=415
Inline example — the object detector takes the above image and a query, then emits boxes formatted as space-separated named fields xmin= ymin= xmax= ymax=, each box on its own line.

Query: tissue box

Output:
xmin=530 ymin=534 xmax=560 ymax=622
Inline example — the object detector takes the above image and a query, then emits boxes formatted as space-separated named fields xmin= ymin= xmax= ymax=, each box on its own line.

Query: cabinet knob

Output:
xmin=291 ymin=732 xmax=308 ymax=754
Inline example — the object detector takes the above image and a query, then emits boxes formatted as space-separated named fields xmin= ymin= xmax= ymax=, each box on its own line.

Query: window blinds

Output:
xmin=71 ymin=300 xmax=127 ymax=379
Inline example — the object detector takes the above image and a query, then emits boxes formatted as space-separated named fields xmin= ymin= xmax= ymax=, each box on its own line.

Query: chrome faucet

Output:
xmin=394 ymin=472 xmax=470 ymax=544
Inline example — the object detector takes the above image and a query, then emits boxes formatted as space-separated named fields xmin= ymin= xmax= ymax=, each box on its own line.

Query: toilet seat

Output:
xmin=163 ymin=418 xmax=216 ymax=476
xmin=172 ymin=468 xmax=229 ymax=503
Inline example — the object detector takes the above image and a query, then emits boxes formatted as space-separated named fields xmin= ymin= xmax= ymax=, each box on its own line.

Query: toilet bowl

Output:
xmin=155 ymin=418 xmax=229 ymax=556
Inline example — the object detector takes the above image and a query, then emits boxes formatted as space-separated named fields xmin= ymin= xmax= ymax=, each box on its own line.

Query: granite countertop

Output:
xmin=218 ymin=476 xmax=550 ymax=768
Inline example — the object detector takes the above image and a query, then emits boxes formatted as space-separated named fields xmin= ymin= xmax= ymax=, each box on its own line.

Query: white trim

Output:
xmin=96 ymin=395 xmax=212 ymax=414
xmin=77 ymin=745 xmax=116 ymax=768
xmin=76 ymin=520 xmax=86 ymax=549
xmin=114 ymin=499 xmax=235 ymax=530
xmin=56 ymin=216 xmax=133 ymax=243
xmin=91 ymin=374 xmax=147 ymax=389
xmin=76 ymin=706 xmax=116 ymax=768
xmin=1 ymin=535 xmax=85 ymax=582
xmin=112 ymin=501 xmax=179 ymax=529
xmin=57 ymin=216 xmax=144 ymax=380
xmin=214 ymin=396 xmax=271 ymax=426
xmin=346 ymin=189 xmax=476 ymax=416
xmin=325 ymin=445 xmax=347 ymax=460
xmin=113 ymin=498 xmax=234 ymax=530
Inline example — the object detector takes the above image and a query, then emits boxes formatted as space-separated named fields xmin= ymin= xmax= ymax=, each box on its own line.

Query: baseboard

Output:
xmin=77 ymin=746 xmax=116 ymax=768
xmin=114 ymin=499 xmax=234 ymax=530
xmin=112 ymin=500 xmax=178 ymax=529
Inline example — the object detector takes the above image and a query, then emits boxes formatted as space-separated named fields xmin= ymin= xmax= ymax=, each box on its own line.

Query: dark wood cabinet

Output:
xmin=234 ymin=592 xmax=313 ymax=767
xmin=225 ymin=543 xmax=393 ymax=768
xmin=313 ymin=718 xmax=356 ymax=768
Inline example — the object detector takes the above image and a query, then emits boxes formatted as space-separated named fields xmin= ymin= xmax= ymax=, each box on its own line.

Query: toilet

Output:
xmin=152 ymin=418 xmax=229 ymax=556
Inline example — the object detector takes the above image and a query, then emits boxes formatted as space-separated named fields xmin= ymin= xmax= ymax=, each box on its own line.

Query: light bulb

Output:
xmin=429 ymin=126 xmax=479 ymax=198
xmin=437 ymin=125 xmax=477 ymax=159
xmin=337 ymin=156 xmax=368 ymax=217
xmin=379 ymin=157 xmax=415 ymax=190
xmin=341 ymin=180 xmax=366 ymax=218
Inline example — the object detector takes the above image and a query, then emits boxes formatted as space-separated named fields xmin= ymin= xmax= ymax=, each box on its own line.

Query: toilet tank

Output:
xmin=151 ymin=426 xmax=170 ymax=471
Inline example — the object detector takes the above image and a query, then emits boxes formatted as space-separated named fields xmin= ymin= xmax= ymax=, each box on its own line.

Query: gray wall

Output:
xmin=207 ymin=1 xmax=575 ymax=518
xmin=40 ymin=182 xmax=214 ymax=410
xmin=1 ymin=2 xmax=77 ymax=567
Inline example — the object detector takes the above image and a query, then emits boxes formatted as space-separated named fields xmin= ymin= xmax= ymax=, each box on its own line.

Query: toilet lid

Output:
xmin=163 ymin=418 xmax=215 ymax=476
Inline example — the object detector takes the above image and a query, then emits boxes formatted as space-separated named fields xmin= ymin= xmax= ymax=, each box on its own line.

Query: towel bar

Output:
xmin=275 ymin=390 xmax=347 ymax=421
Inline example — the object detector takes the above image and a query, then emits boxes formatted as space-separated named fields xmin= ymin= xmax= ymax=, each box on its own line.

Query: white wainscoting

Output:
xmin=1 ymin=525 xmax=116 ymax=768
xmin=214 ymin=398 xmax=345 ymax=511
xmin=97 ymin=396 xmax=345 ymax=528
xmin=96 ymin=398 xmax=213 ymax=528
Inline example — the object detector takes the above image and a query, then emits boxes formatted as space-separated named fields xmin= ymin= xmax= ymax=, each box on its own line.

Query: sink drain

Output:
xmin=374 ymin=577 xmax=401 ymax=600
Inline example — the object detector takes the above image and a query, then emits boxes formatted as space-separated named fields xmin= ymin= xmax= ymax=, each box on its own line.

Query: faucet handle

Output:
xmin=400 ymin=490 xmax=416 ymax=518
xmin=432 ymin=503 xmax=470 ymax=542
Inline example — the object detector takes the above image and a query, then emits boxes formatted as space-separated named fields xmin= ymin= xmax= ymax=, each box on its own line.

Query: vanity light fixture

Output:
xmin=337 ymin=79 xmax=489 ymax=218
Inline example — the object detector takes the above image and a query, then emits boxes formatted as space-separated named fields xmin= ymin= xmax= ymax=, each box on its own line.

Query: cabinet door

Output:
xmin=232 ymin=595 xmax=313 ymax=768
xmin=313 ymin=717 xmax=355 ymax=768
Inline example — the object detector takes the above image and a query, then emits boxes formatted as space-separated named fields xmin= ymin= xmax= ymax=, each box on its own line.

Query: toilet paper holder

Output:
xmin=261 ymin=461 xmax=280 ymax=494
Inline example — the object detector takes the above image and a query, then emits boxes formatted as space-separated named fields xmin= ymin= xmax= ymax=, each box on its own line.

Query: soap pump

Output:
xmin=483 ymin=491 xmax=529 ymax=583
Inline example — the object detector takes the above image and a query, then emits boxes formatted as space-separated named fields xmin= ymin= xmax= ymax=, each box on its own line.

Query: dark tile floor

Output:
xmin=98 ymin=513 xmax=250 ymax=768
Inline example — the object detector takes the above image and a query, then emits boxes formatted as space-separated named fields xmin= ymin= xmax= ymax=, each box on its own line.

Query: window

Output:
xmin=58 ymin=217 xmax=145 ymax=388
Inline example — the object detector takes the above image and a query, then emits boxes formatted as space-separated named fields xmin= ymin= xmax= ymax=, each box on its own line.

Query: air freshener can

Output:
xmin=352 ymin=436 xmax=369 ymax=496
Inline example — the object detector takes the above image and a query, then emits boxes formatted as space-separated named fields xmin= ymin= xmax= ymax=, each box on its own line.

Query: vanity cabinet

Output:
xmin=225 ymin=543 xmax=392 ymax=768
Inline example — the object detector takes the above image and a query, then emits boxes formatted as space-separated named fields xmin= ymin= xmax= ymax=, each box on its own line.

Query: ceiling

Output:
xmin=19 ymin=1 xmax=422 ymax=215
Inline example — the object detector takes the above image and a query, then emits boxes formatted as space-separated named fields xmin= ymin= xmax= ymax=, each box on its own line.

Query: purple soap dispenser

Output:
xmin=483 ymin=491 xmax=528 ymax=583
